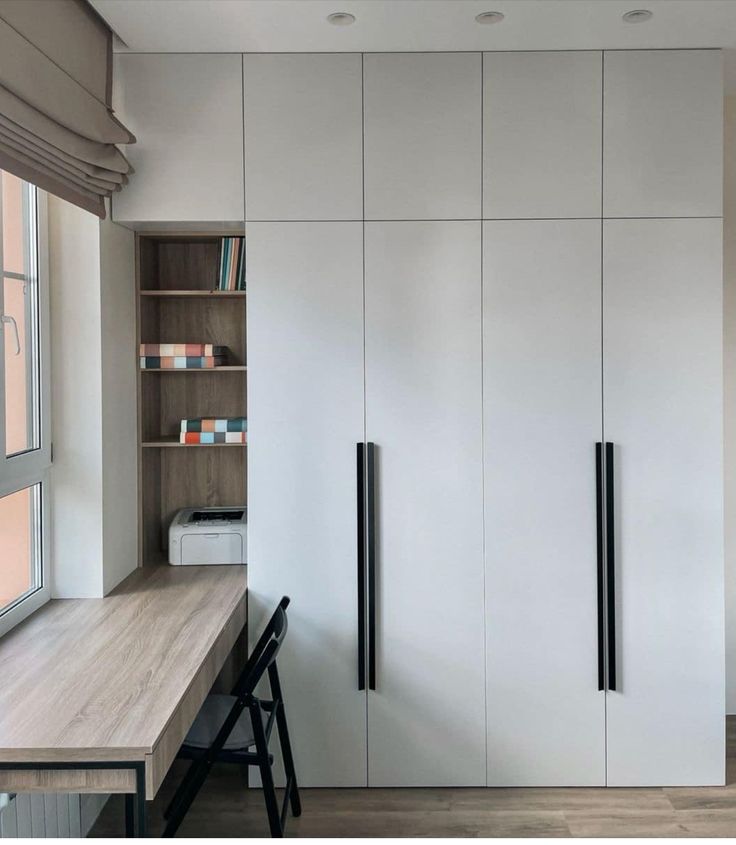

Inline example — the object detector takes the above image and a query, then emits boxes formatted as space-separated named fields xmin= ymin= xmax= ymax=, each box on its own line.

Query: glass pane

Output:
xmin=0 ymin=484 xmax=41 ymax=614
xmin=2 ymin=173 xmax=40 ymax=457
xmin=2 ymin=172 xmax=24 ymax=275
xmin=3 ymin=273 xmax=39 ymax=456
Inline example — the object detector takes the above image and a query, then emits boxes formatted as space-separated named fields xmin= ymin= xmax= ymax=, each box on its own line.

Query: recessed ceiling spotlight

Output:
xmin=475 ymin=11 xmax=505 ymax=24
xmin=622 ymin=9 xmax=653 ymax=23
xmin=327 ymin=11 xmax=356 ymax=26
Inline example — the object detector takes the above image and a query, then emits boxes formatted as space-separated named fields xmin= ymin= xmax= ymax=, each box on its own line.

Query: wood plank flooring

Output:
xmin=90 ymin=717 xmax=736 ymax=838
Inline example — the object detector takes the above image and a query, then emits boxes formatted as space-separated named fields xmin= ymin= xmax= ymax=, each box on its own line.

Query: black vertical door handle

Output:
xmin=605 ymin=442 xmax=617 ymax=691
xmin=595 ymin=443 xmax=605 ymax=691
xmin=356 ymin=443 xmax=366 ymax=691
xmin=366 ymin=442 xmax=377 ymax=691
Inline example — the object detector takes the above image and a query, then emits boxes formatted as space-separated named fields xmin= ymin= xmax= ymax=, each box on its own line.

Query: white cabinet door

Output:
xmin=247 ymin=222 xmax=366 ymax=786
xmin=112 ymin=54 xmax=244 ymax=223
xmin=243 ymin=54 xmax=363 ymax=221
xmin=364 ymin=221 xmax=485 ymax=786
xmin=603 ymin=219 xmax=724 ymax=786
xmin=363 ymin=54 xmax=481 ymax=220
xmin=483 ymin=52 xmax=601 ymax=219
xmin=603 ymin=50 xmax=722 ymax=218
xmin=484 ymin=220 xmax=605 ymax=786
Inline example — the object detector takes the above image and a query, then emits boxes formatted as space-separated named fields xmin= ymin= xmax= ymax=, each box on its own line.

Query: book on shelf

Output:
xmin=181 ymin=417 xmax=247 ymax=433
xmin=140 ymin=343 xmax=227 ymax=357
xmin=180 ymin=431 xmax=247 ymax=444
xmin=218 ymin=237 xmax=245 ymax=291
xmin=140 ymin=355 xmax=226 ymax=369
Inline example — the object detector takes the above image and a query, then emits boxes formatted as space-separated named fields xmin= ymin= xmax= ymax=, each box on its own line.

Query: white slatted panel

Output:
xmin=56 ymin=795 xmax=70 ymax=838
xmin=14 ymin=795 xmax=32 ymax=838
xmin=0 ymin=792 xmax=104 ymax=838
xmin=29 ymin=796 xmax=45 ymax=837
xmin=68 ymin=795 xmax=81 ymax=838
xmin=42 ymin=794 xmax=57 ymax=836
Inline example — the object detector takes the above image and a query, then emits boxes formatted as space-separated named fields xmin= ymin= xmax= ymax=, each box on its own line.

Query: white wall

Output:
xmin=99 ymin=215 xmax=137 ymax=594
xmin=725 ymin=95 xmax=736 ymax=712
xmin=48 ymin=196 xmax=104 ymax=597
xmin=48 ymin=196 xmax=137 ymax=598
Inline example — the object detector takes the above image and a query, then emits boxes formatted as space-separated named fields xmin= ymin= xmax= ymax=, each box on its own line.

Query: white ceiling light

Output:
xmin=475 ymin=11 xmax=505 ymax=24
xmin=327 ymin=11 xmax=356 ymax=26
xmin=622 ymin=9 xmax=653 ymax=23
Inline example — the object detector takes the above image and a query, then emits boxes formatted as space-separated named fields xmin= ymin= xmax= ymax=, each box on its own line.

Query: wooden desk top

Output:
xmin=0 ymin=565 xmax=247 ymax=796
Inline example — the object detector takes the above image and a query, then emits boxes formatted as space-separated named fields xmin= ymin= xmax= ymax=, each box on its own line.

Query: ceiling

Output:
xmin=91 ymin=0 xmax=736 ymax=91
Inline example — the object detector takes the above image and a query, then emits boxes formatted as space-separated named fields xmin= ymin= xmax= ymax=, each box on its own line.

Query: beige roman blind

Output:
xmin=0 ymin=0 xmax=134 ymax=218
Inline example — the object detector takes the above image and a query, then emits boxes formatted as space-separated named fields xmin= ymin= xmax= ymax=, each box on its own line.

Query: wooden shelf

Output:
xmin=140 ymin=366 xmax=247 ymax=373
xmin=140 ymin=290 xmax=246 ymax=297
xmin=142 ymin=436 xmax=247 ymax=448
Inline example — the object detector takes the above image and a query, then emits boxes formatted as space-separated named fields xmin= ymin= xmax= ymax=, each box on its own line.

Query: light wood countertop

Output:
xmin=0 ymin=564 xmax=247 ymax=798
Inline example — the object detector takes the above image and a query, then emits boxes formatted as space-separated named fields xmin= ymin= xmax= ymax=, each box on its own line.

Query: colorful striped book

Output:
xmin=181 ymin=417 xmax=247 ymax=433
xmin=140 ymin=344 xmax=227 ymax=357
xmin=218 ymin=237 xmax=246 ymax=291
xmin=180 ymin=431 xmax=247 ymax=444
xmin=140 ymin=356 xmax=225 ymax=369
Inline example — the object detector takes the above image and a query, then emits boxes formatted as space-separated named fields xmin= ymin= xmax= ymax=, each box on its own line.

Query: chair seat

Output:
xmin=183 ymin=694 xmax=268 ymax=751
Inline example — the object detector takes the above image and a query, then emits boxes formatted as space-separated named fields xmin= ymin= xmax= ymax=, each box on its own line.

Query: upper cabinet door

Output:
xmin=243 ymin=54 xmax=363 ymax=221
xmin=603 ymin=50 xmax=722 ymax=218
xmin=483 ymin=52 xmax=602 ymax=219
xmin=112 ymin=55 xmax=244 ymax=224
xmin=363 ymin=53 xmax=481 ymax=220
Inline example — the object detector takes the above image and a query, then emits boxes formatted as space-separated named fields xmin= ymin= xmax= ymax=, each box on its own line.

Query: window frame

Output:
xmin=0 ymin=186 xmax=51 ymax=638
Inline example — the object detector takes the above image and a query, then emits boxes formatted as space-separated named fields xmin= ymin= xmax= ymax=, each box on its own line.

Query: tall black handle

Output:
xmin=595 ymin=443 xmax=605 ymax=691
xmin=605 ymin=442 xmax=617 ymax=691
xmin=357 ymin=443 xmax=366 ymax=691
xmin=366 ymin=442 xmax=377 ymax=691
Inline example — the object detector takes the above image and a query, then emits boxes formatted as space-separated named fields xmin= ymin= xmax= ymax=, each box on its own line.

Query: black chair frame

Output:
xmin=163 ymin=597 xmax=301 ymax=837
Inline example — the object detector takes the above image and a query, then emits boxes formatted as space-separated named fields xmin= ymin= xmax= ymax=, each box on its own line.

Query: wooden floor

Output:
xmin=91 ymin=718 xmax=736 ymax=838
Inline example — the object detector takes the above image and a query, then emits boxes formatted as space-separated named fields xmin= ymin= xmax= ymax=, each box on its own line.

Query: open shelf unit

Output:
xmin=137 ymin=232 xmax=247 ymax=566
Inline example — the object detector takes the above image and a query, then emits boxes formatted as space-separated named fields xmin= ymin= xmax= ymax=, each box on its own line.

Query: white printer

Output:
xmin=169 ymin=506 xmax=247 ymax=566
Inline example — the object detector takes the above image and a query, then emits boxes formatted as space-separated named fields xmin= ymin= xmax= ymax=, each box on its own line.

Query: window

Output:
xmin=3 ymin=174 xmax=41 ymax=458
xmin=0 ymin=171 xmax=50 ymax=636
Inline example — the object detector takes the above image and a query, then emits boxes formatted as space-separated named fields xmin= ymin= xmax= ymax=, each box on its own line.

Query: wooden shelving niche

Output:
xmin=137 ymin=233 xmax=247 ymax=565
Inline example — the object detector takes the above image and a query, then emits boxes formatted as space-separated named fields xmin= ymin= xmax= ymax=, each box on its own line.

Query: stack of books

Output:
xmin=140 ymin=343 xmax=227 ymax=369
xmin=218 ymin=237 xmax=245 ymax=291
xmin=180 ymin=417 xmax=247 ymax=444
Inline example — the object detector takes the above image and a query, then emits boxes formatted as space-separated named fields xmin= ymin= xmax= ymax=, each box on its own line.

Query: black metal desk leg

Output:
xmin=125 ymin=794 xmax=135 ymax=837
xmin=135 ymin=763 xmax=147 ymax=837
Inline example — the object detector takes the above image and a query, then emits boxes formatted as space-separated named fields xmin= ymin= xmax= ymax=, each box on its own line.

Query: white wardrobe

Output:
xmin=114 ymin=47 xmax=725 ymax=788
xmin=246 ymin=48 xmax=724 ymax=788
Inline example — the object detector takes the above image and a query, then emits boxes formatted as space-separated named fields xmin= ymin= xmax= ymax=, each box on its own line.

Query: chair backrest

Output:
xmin=232 ymin=596 xmax=290 ymax=699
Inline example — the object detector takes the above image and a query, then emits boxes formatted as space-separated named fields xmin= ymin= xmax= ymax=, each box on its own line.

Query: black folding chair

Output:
xmin=163 ymin=596 xmax=301 ymax=837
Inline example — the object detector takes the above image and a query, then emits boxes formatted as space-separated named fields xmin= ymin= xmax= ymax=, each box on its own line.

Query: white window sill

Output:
xmin=0 ymin=586 xmax=50 ymax=640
